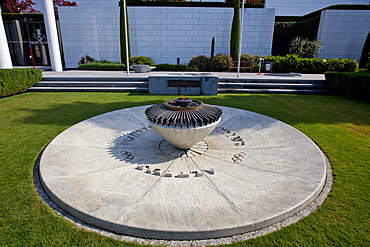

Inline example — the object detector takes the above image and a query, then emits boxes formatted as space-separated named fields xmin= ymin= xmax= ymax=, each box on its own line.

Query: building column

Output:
xmin=42 ymin=0 xmax=63 ymax=72
xmin=0 ymin=8 xmax=13 ymax=69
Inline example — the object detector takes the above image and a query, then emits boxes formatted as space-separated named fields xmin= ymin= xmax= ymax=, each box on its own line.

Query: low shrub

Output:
xmin=188 ymin=55 xmax=211 ymax=72
xmin=210 ymin=54 xmax=232 ymax=72
xmin=266 ymin=55 xmax=358 ymax=73
xmin=129 ymin=56 xmax=154 ymax=66
xmin=153 ymin=64 xmax=191 ymax=71
xmin=289 ymin=37 xmax=321 ymax=58
xmin=77 ymin=62 xmax=126 ymax=71
xmin=324 ymin=58 xmax=358 ymax=73
xmin=240 ymin=54 xmax=264 ymax=65
xmin=0 ymin=68 xmax=42 ymax=97
xmin=78 ymin=55 xmax=95 ymax=65
xmin=128 ymin=1 xmax=263 ymax=8
xmin=325 ymin=72 xmax=370 ymax=102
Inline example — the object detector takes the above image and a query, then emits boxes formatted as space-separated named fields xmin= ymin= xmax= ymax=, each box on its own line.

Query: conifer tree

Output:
xmin=230 ymin=0 xmax=240 ymax=60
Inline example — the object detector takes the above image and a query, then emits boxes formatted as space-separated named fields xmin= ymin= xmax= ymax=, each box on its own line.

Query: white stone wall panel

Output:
xmin=317 ymin=9 xmax=370 ymax=62
xmin=59 ymin=6 xmax=275 ymax=67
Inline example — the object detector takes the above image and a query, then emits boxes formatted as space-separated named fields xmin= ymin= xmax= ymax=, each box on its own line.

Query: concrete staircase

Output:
xmin=28 ymin=77 xmax=149 ymax=92
xmin=218 ymin=78 xmax=329 ymax=94
xmin=28 ymin=74 xmax=330 ymax=94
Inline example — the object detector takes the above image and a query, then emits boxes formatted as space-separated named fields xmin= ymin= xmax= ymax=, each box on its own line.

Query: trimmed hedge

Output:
xmin=325 ymin=72 xmax=370 ymax=103
xmin=211 ymin=54 xmax=233 ymax=72
xmin=77 ymin=62 xmax=126 ymax=71
xmin=266 ymin=55 xmax=358 ymax=73
xmin=188 ymin=55 xmax=212 ymax=72
xmin=153 ymin=64 xmax=190 ymax=71
xmin=127 ymin=2 xmax=263 ymax=8
xmin=0 ymin=68 xmax=42 ymax=98
xmin=188 ymin=54 xmax=233 ymax=72
xmin=130 ymin=56 xmax=154 ymax=66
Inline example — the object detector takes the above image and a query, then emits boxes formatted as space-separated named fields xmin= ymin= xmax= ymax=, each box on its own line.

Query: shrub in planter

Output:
xmin=188 ymin=55 xmax=211 ymax=72
xmin=210 ymin=54 xmax=232 ymax=72
xmin=0 ymin=68 xmax=42 ymax=97
xmin=129 ymin=56 xmax=154 ymax=66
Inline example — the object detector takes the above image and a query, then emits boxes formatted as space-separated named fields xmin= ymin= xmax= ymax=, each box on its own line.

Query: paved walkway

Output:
xmin=41 ymin=69 xmax=326 ymax=81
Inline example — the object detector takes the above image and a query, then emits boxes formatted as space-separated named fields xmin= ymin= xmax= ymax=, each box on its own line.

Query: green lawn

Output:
xmin=0 ymin=92 xmax=369 ymax=246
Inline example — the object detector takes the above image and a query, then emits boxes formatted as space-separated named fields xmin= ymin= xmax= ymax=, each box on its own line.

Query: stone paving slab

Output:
xmin=38 ymin=105 xmax=328 ymax=240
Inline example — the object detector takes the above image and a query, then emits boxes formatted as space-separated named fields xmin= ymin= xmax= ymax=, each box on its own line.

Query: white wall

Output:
xmin=317 ymin=9 xmax=370 ymax=62
xmin=58 ymin=6 xmax=275 ymax=68
xmin=31 ymin=0 xmax=117 ymax=12
xmin=265 ymin=0 xmax=368 ymax=16
xmin=32 ymin=0 xmax=369 ymax=16
xmin=58 ymin=6 xmax=120 ymax=67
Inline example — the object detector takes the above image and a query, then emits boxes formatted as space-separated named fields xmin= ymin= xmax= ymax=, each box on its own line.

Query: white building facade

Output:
xmin=58 ymin=6 xmax=275 ymax=67
xmin=317 ymin=9 xmax=370 ymax=61
xmin=2 ymin=0 xmax=369 ymax=68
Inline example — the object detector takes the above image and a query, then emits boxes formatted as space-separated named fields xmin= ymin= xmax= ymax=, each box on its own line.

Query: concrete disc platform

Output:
xmin=38 ymin=105 xmax=328 ymax=240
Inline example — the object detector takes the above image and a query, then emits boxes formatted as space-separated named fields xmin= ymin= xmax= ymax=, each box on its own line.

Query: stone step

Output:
xmin=218 ymin=88 xmax=330 ymax=94
xmin=219 ymin=78 xmax=326 ymax=85
xmin=28 ymin=75 xmax=329 ymax=94
xmin=42 ymin=77 xmax=148 ymax=82
xmin=27 ymin=86 xmax=149 ymax=92
xmin=34 ymin=81 xmax=149 ymax=88
xmin=218 ymin=82 xmax=327 ymax=89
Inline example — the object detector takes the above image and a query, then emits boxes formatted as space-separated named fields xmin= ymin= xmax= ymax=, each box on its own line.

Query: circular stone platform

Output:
xmin=38 ymin=106 xmax=327 ymax=240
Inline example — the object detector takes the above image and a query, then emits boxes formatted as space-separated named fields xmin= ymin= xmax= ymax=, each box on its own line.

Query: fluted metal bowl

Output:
xmin=145 ymin=98 xmax=222 ymax=149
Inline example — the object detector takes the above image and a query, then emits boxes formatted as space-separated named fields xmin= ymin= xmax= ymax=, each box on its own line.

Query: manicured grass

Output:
xmin=0 ymin=92 xmax=369 ymax=246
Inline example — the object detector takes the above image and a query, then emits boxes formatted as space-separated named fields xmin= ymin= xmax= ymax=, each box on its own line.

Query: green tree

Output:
xmin=289 ymin=36 xmax=321 ymax=58
xmin=211 ymin=37 xmax=215 ymax=57
xmin=0 ymin=0 xmax=39 ymax=13
xmin=230 ymin=0 xmax=240 ymax=60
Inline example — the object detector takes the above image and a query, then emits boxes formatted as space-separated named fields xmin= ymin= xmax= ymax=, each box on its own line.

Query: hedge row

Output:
xmin=266 ymin=55 xmax=358 ymax=73
xmin=325 ymin=72 xmax=370 ymax=103
xmin=75 ymin=55 xmax=359 ymax=74
xmin=77 ymin=62 xmax=126 ymax=71
xmin=77 ymin=62 xmax=193 ymax=72
xmin=127 ymin=2 xmax=263 ymax=8
xmin=153 ymin=64 xmax=191 ymax=71
xmin=188 ymin=54 xmax=233 ymax=72
xmin=0 ymin=68 xmax=42 ymax=98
